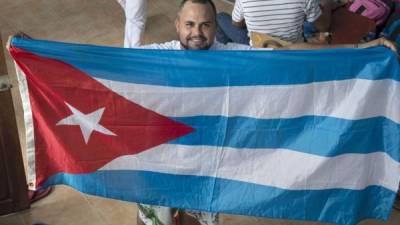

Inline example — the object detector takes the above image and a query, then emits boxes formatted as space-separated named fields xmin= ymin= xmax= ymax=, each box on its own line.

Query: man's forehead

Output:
xmin=181 ymin=19 xmax=215 ymax=24
xmin=180 ymin=1 xmax=215 ymax=16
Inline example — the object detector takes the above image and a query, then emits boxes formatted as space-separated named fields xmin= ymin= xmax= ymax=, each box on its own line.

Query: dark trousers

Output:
xmin=216 ymin=12 xmax=250 ymax=45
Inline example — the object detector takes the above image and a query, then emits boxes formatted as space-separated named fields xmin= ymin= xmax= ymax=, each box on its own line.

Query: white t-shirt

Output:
xmin=142 ymin=40 xmax=257 ymax=50
xmin=232 ymin=0 xmax=322 ymax=43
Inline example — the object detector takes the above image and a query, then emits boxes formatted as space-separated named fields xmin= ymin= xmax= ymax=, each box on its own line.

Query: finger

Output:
xmin=384 ymin=40 xmax=397 ymax=52
xmin=14 ymin=31 xmax=32 ymax=39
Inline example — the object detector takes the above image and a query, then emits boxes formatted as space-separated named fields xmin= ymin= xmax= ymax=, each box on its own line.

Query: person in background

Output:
xmin=216 ymin=0 xmax=336 ymax=46
xmin=117 ymin=0 xmax=147 ymax=47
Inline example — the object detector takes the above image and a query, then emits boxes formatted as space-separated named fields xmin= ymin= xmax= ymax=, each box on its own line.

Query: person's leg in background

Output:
xmin=137 ymin=204 xmax=176 ymax=225
xmin=184 ymin=210 xmax=218 ymax=225
xmin=303 ymin=21 xmax=318 ymax=40
xmin=118 ymin=0 xmax=147 ymax=47
xmin=136 ymin=204 xmax=218 ymax=225
xmin=216 ymin=12 xmax=249 ymax=45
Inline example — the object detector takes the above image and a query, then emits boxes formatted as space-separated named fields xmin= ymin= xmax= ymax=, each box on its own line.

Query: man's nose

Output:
xmin=192 ymin=25 xmax=202 ymax=35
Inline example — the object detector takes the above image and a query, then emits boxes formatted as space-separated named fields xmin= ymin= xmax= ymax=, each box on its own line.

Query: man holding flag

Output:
xmin=7 ymin=1 xmax=398 ymax=225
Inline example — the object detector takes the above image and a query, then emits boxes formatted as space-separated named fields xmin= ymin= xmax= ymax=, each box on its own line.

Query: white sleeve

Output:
xmin=304 ymin=0 xmax=322 ymax=23
xmin=232 ymin=0 xmax=244 ymax=22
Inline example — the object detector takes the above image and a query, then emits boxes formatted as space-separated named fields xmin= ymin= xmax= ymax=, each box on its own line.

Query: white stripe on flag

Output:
xmin=97 ymin=78 xmax=400 ymax=122
xmin=100 ymin=144 xmax=400 ymax=192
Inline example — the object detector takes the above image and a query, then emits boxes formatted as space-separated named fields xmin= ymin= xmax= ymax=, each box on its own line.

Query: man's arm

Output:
xmin=232 ymin=19 xmax=246 ymax=28
xmin=312 ymin=4 xmax=332 ymax=32
xmin=312 ymin=0 xmax=347 ymax=32
xmin=278 ymin=37 xmax=397 ymax=52
xmin=231 ymin=0 xmax=246 ymax=28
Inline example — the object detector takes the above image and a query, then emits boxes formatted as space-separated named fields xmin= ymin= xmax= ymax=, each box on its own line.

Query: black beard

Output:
xmin=180 ymin=41 xmax=212 ymax=50
xmin=180 ymin=35 xmax=212 ymax=50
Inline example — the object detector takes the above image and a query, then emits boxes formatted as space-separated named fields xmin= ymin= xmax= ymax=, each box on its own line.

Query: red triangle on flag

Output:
xmin=10 ymin=47 xmax=195 ymax=187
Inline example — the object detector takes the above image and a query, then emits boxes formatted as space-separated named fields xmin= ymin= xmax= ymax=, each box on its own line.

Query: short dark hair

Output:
xmin=177 ymin=0 xmax=217 ymax=19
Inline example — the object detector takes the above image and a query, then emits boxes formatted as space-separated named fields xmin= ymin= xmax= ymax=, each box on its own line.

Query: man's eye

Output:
xmin=202 ymin=23 xmax=211 ymax=29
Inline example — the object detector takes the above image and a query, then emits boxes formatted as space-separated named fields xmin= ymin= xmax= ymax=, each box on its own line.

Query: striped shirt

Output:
xmin=232 ymin=0 xmax=322 ymax=43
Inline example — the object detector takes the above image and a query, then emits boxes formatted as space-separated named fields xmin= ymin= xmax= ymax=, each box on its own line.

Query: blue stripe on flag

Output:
xmin=170 ymin=115 xmax=400 ymax=161
xmin=11 ymin=38 xmax=400 ymax=86
xmin=44 ymin=170 xmax=396 ymax=225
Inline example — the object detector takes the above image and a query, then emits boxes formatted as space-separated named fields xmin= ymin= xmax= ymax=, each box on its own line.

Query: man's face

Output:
xmin=175 ymin=1 xmax=217 ymax=50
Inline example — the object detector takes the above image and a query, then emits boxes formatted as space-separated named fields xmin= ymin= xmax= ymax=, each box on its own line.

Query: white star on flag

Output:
xmin=56 ymin=102 xmax=117 ymax=144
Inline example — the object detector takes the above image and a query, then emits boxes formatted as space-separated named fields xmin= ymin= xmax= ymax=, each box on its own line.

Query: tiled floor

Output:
xmin=0 ymin=0 xmax=399 ymax=225
xmin=1 ymin=185 xmax=399 ymax=225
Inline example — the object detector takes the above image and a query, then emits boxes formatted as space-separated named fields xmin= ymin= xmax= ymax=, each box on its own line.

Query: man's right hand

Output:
xmin=6 ymin=32 xmax=32 ymax=51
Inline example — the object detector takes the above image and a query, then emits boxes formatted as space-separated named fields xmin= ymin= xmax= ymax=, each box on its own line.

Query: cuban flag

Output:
xmin=9 ymin=37 xmax=400 ymax=225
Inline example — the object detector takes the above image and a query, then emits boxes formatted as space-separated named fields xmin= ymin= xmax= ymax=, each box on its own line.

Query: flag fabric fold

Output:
xmin=9 ymin=37 xmax=400 ymax=225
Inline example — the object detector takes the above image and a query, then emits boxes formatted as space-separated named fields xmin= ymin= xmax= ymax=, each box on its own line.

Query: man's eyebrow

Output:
xmin=200 ymin=20 xmax=213 ymax=24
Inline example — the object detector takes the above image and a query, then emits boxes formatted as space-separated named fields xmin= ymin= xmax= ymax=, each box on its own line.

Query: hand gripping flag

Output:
xmin=9 ymin=37 xmax=400 ymax=225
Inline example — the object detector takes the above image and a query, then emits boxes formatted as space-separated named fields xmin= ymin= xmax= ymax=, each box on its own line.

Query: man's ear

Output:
xmin=175 ymin=18 xmax=180 ymax=33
